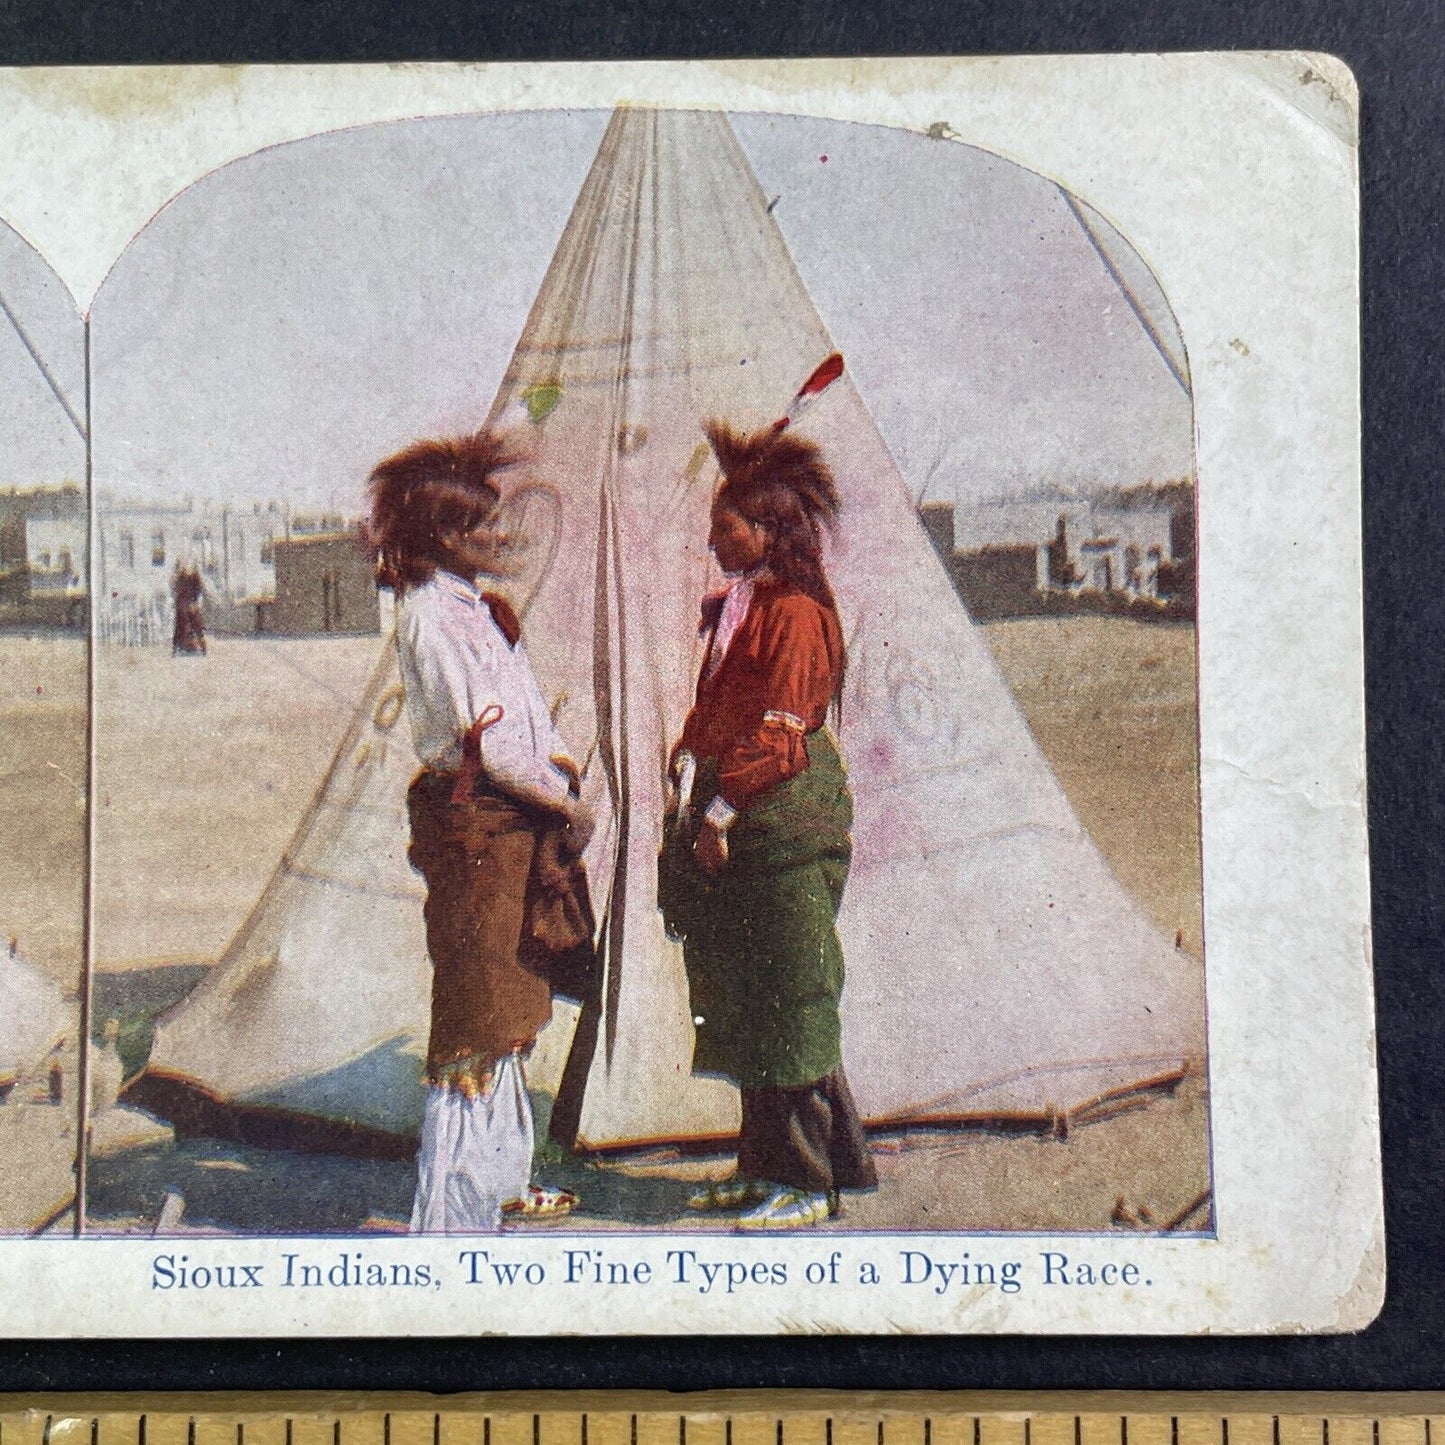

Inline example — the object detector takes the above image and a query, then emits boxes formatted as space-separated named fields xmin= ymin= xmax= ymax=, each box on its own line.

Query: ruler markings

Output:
xmin=735 ymin=1422 xmax=776 ymax=1445
xmin=1180 ymin=1414 xmax=1227 ymax=1445
xmin=8 ymin=1405 xmax=1445 ymax=1445
xmin=1379 ymin=1420 xmax=1429 ymax=1445
xmin=1326 ymin=1419 xmax=1374 ymax=1445
xmin=1082 ymin=1417 xmax=1127 ymax=1445
xmin=676 ymin=1417 xmax=721 ymax=1445
xmin=1126 ymin=1414 xmax=1172 ymax=1445
xmin=982 ymin=1415 xmax=1025 ymax=1445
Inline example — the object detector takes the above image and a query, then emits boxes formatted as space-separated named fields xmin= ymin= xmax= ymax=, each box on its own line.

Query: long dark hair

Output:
xmin=366 ymin=430 xmax=525 ymax=593
xmin=704 ymin=419 xmax=842 ymax=609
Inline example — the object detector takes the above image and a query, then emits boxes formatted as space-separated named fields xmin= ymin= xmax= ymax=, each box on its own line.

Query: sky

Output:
xmin=0 ymin=222 xmax=85 ymax=490
xmin=76 ymin=109 xmax=1192 ymax=512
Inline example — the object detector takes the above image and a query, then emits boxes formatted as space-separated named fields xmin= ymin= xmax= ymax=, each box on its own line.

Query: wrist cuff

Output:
xmin=704 ymin=796 xmax=738 ymax=831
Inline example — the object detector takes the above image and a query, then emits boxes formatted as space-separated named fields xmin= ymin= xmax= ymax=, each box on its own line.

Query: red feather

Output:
xmin=774 ymin=352 xmax=846 ymax=431
xmin=798 ymin=351 xmax=844 ymax=399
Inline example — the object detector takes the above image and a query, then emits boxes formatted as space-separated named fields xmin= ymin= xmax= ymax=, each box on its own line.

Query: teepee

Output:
xmin=0 ymin=943 xmax=69 ymax=1091
xmin=133 ymin=106 xmax=1203 ymax=1156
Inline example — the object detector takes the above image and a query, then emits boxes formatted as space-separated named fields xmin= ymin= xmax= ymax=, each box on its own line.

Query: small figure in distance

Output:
xmin=171 ymin=561 xmax=207 ymax=655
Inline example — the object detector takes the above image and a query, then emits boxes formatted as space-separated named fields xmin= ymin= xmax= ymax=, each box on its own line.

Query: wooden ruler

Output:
xmin=1 ymin=1396 xmax=1443 ymax=1445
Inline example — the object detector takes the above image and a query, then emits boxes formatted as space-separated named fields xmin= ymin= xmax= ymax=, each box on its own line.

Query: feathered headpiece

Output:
xmin=703 ymin=355 xmax=847 ymax=604
xmin=772 ymin=351 xmax=844 ymax=432
xmin=703 ymin=351 xmax=845 ymax=523
xmin=704 ymin=417 xmax=842 ymax=535
xmin=366 ymin=430 xmax=527 ymax=592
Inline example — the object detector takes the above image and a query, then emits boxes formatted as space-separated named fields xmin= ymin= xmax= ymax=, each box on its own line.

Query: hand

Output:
xmin=693 ymin=819 xmax=729 ymax=876
xmin=558 ymin=800 xmax=595 ymax=858
xmin=669 ymin=748 xmax=697 ymax=815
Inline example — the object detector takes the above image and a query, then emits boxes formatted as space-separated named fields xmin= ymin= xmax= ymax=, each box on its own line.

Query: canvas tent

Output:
xmin=131 ymin=106 xmax=1204 ymax=1156
xmin=0 ymin=226 xmax=83 ymax=1100
xmin=0 ymin=944 xmax=69 ymax=1091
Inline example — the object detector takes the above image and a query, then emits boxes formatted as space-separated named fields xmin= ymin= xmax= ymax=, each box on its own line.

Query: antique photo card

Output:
xmin=0 ymin=55 xmax=1375 ymax=1334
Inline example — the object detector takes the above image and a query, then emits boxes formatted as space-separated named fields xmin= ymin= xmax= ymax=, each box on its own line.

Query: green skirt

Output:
xmin=659 ymin=729 xmax=853 ymax=1090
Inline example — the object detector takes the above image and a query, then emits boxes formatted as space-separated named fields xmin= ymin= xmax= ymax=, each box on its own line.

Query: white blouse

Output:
xmin=703 ymin=574 xmax=755 ymax=681
xmin=396 ymin=570 xmax=573 ymax=803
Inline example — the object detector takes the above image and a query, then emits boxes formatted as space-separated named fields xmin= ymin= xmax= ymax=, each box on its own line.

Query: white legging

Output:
xmin=409 ymin=1054 xmax=533 ymax=1234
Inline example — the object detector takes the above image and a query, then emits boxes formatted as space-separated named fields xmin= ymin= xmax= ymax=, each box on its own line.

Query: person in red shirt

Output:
xmin=665 ymin=418 xmax=878 ymax=1230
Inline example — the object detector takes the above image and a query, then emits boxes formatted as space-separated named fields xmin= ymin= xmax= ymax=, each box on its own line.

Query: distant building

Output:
xmin=262 ymin=533 xmax=379 ymax=636
xmin=95 ymin=496 xmax=322 ymax=643
xmin=1051 ymin=509 xmax=1172 ymax=598
xmin=0 ymin=485 xmax=87 ymax=627
xmin=954 ymin=545 xmax=1049 ymax=618
xmin=921 ymin=493 xmax=1190 ymax=621
xmin=918 ymin=503 xmax=957 ymax=562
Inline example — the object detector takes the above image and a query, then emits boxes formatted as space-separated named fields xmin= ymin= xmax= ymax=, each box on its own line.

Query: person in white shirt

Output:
xmin=368 ymin=429 xmax=594 ymax=1233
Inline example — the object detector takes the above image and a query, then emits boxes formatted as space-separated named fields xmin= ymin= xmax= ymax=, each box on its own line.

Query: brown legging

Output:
xmin=406 ymin=771 xmax=553 ymax=1080
xmin=738 ymin=1066 xmax=879 ymax=1194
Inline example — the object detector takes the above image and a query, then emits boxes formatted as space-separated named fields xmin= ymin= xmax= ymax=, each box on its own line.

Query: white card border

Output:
xmin=0 ymin=54 xmax=1377 ymax=1336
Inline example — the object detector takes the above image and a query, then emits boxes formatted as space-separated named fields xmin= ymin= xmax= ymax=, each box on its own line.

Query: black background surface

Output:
xmin=0 ymin=0 xmax=1438 ymax=1395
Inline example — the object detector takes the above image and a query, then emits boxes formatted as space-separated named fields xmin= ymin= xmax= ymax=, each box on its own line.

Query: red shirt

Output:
xmin=679 ymin=576 xmax=845 ymax=812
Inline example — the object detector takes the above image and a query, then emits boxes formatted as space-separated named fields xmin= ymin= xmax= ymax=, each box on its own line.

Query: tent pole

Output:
xmin=74 ymin=312 xmax=94 ymax=1236
xmin=0 ymin=284 xmax=86 ymax=441
xmin=1057 ymin=184 xmax=1190 ymax=396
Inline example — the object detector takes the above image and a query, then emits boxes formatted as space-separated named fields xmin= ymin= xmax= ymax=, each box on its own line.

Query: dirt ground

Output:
xmin=83 ymin=1074 xmax=1211 ymax=1236
xmin=5 ymin=618 xmax=1211 ymax=1234
xmin=86 ymin=619 xmax=1202 ymax=970
xmin=93 ymin=635 xmax=381 ymax=968
xmin=985 ymin=617 xmax=1204 ymax=957
xmin=0 ymin=634 xmax=86 ymax=987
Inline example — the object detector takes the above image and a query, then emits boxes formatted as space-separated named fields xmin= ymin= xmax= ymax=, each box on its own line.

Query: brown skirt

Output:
xmin=406 ymin=771 xmax=553 ymax=1082
xmin=738 ymin=1065 xmax=878 ymax=1194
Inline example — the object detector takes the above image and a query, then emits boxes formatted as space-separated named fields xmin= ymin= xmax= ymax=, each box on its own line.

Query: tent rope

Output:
xmin=0 ymin=285 xmax=86 ymax=440
xmin=1057 ymin=185 xmax=1190 ymax=396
